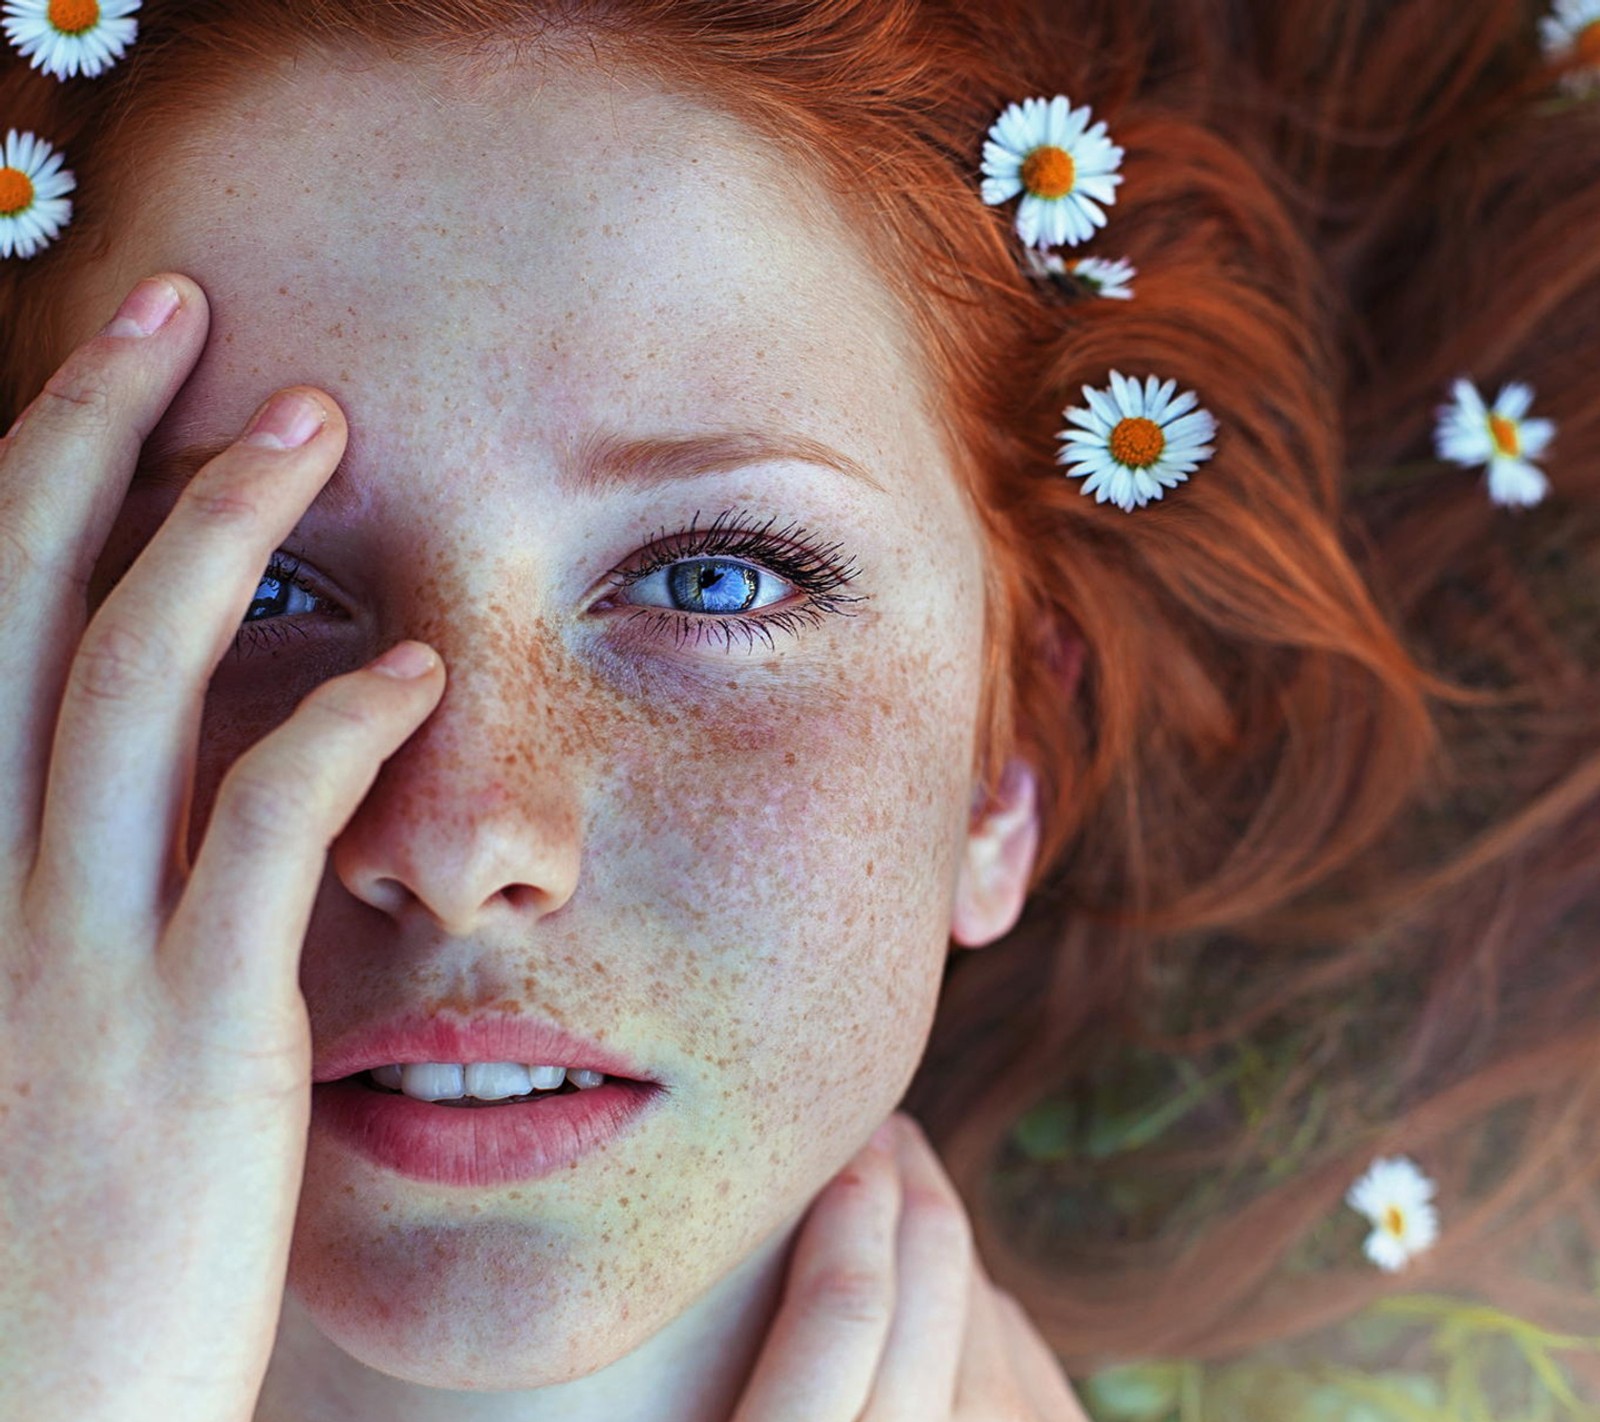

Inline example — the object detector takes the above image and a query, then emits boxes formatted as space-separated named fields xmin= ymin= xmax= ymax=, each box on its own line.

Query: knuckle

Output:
xmin=0 ymin=518 xmax=40 ymax=599
xmin=71 ymin=618 xmax=174 ymax=703
xmin=36 ymin=359 xmax=117 ymax=433
xmin=904 ymin=1184 xmax=974 ymax=1256
xmin=799 ymin=1265 xmax=893 ymax=1327
xmin=218 ymin=757 xmax=321 ymax=850
xmin=180 ymin=473 xmax=270 ymax=530
xmin=304 ymin=677 xmax=385 ymax=732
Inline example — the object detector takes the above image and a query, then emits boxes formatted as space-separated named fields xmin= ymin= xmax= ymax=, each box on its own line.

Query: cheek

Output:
xmin=599 ymin=641 xmax=978 ymax=1083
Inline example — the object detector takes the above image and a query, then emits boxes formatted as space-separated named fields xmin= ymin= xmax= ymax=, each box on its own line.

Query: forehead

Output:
xmin=89 ymin=49 xmax=941 ymax=465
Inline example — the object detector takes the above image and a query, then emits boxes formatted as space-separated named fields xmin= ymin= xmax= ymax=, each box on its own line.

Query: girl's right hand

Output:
xmin=0 ymin=273 xmax=445 ymax=1422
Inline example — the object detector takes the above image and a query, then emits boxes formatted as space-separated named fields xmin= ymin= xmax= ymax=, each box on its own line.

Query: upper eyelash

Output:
xmin=232 ymin=508 xmax=868 ymax=658
xmin=601 ymin=506 xmax=868 ymax=650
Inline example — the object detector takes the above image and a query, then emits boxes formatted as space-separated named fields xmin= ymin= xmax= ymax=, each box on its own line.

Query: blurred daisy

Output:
xmin=3 ymin=0 xmax=140 ymax=80
xmin=1023 ymin=250 xmax=1137 ymax=299
xmin=1058 ymin=371 xmax=1217 ymax=511
xmin=1539 ymin=0 xmax=1600 ymax=96
xmin=1346 ymin=1155 xmax=1439 ymax=1273
xmin=1434 ymin=377 xmax=1556 ymax=508
xmin=981 ymin=95 xmax=1125 ymax=249
xmin=0 ymin=129 xmax=74 ymax=259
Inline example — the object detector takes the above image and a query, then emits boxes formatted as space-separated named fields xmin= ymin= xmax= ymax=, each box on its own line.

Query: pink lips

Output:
xmin=311 ymin=1011 xmax=659 ymax=1085
xmin=309 ymin=1012 xmax=666 ymax=1186
xmin=311 ymin=1075 xmax=665 ymax=1187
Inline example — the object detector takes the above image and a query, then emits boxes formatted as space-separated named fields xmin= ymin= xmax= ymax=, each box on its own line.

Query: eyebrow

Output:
xmin=128 ymin=429 xmax=886 ymax=509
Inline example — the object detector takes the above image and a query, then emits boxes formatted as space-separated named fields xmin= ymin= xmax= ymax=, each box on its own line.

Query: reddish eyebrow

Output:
xmin=564 ymin=431 xmax=886 ymax=497
xmin=128 ymin=429 xmax=886 ymax=509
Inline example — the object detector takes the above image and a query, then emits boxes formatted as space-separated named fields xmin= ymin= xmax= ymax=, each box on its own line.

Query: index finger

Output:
xmin=0 ymin=272 xmax=210 ymax=853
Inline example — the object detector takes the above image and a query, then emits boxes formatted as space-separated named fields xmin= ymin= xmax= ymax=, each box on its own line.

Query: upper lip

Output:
xmin=312 ymin=1012 xmax=659 ymax=1085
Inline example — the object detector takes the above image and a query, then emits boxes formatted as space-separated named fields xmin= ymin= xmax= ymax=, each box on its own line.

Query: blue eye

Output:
xmin=622 ymin=557 xmax=785 ymax=616
xmin=602 ymin=508 xmax=869 ymax=653
xmin=230 ymin=552 xmax=335 ymax=657
xmin=244 ymin=554 xmax=326 ymax=624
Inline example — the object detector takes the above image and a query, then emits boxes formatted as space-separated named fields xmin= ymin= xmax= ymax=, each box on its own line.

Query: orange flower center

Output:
xmin=1109 ymin=416 xmax=1165 ymax=469
xmin=1383 ymin=1205 xmax=1405 ymax=1237
xmin=48 ymin=0 xmax=100 ymax=34
xmin=1578 ymin=21 xmax=1600 ymax=66
xmin=1489 ymin=413 xmax=1521 ymax=457
xmin=1020 ymin=145 xmax=1076 ymax=200
xmin=0 ymin=168 xmax=35 ymax=218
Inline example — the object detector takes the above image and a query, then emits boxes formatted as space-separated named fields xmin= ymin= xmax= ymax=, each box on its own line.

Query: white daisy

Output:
xmin=1539 ymin=0 xmax=1600 ymax=96
xmin=981 ymin=95 xmax=1125 ymax=250
xmin=3 ymin=0 xmax=140 ymax=80
xmin=1023 ymin=250 xmax=1136 ymax=299
xmin=1434 ymin=377 xmax=1556 ymax=508
xmin=1345 ymin=1155 xmax=1439 ymax=1273
xmin=0 ymin=129 xmax=74 ymax=259
xmin=1057 ymin=371 xmax=1216 ymax=512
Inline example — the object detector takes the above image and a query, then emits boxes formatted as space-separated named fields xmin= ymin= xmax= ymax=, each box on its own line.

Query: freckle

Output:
xmin=866 ymin=860 xmax=875 ymax=876
xmin=16 ymin=1080 xmax=29 ymax=1097
xmin=328 ymin=322 xmax=345 ymax=338
xmin=784 ymin=751 xmax=796 ymax=766
xmin=618 ymin=1197 xmax=630 ymax=1208
xmin=277 ymin=286 xmax=288 ymax=296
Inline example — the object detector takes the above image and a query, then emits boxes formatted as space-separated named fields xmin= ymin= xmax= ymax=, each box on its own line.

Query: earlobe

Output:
xmin=950 ymin=757 xmax=1041 ymax=948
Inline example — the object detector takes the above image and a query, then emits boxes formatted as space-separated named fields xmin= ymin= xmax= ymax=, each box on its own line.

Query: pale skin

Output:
xmin=0 ymin=43 xmax=1086 ymax=1422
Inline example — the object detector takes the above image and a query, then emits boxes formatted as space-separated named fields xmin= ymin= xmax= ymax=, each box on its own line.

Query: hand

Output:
xmin=0 ymin=274 xmax=444 ymax=1422
xmin=731 ymin=1112 xmax=1088 ymax=1421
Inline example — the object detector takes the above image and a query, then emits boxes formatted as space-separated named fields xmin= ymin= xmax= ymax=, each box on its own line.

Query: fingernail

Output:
xmin=243 ymin=389 xmax=325 ymax=449
xmin=104 ymin=277 xmax=180 ymax=339
xmin=371 ymin=641 xmax=437 ymax=679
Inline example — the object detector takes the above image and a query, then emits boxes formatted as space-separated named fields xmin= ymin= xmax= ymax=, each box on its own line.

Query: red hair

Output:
xmin=7 ymin=0 xmax=1600 ymax=1378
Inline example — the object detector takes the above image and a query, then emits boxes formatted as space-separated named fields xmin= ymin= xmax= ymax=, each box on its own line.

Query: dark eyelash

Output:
xmin=602 ymin=507 xmax=869 ymax=652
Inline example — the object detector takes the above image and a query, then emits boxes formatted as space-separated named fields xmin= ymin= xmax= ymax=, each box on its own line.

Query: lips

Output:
xmin=311 ymin=1011 xmax=660 ymax=1086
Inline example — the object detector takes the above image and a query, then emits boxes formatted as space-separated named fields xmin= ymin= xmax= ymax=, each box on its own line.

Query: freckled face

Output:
xmin=66 ymin=52 xmax=988 ymax=1389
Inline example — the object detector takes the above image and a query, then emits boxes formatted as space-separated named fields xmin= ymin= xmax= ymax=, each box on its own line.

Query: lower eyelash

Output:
xmin=618 ymin=598 xmax=860 ymax=653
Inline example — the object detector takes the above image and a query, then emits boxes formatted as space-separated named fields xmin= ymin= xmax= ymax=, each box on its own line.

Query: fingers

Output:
xmin=993 ymin=1287 xmax=1091 ymax=1422
xmin=955 ymin=1243 xmax=1088 ymax=1422
xmin=860 ymin=1114 xmax=973 ymax=1420
xmin=160 ymin=639 xmax=442 ymax=1038
xmin=0 ymin=274 xmax=209 ymax=856
xmin=31 ymin=386 xmax=357 ymax=944
xmin=729 ymin=1123 xmax=903 ymax=1422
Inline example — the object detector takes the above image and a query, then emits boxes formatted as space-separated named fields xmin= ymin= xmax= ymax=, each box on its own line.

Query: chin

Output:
xmin=283 ymin=1246 xmax=660 ymax=1392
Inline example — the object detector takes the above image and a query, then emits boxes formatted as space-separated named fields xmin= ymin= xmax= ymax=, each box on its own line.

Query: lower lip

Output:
xmin=311 ymin=1077 xmax=666 ymax=1187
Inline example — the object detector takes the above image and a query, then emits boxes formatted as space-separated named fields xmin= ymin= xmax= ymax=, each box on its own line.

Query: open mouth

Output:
xmin=347 ymin=1069 xmax=642 ymax=1108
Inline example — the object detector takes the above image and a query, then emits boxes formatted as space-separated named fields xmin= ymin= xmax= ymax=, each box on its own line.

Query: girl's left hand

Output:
xmin=731 ymin=1111 xmax=1089 ymax=1421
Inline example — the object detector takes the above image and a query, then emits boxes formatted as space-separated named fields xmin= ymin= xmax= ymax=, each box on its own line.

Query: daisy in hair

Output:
xmin=1057 ymin=371 xmax=1217 ymax=512
xmin=981 ymin=95 xmax=1125 ymax=249
xmin=1434 ymin=377 xmax=1556 ymax=508
xmin=3 ymin=0 xmax=140 ymax=80
xmin=1023 ymin=250 xmax=1137 ymax=299
xmin=1345 ymin=1154 xmax=1440 ymax=1273
xmin=0 ymin=129 xmax=74 ymax=259
xmin=1540 ymin=0 xmax=1600 ymax=96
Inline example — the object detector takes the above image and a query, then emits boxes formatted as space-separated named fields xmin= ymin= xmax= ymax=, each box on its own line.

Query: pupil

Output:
xmin=669 ymin=560 xmax=758 ymax=614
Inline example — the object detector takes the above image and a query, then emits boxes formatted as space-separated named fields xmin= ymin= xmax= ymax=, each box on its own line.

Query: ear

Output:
xmin=950 ymin=757 xmax=1040 ymax=949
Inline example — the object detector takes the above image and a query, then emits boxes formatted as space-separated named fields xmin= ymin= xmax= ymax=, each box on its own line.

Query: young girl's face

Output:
xmin=61 ymin=49 xmax=1023 ymax=1391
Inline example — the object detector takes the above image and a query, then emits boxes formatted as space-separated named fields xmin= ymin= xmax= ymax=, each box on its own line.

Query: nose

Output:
xmin=327 ymin=653 xmax=584 ymax=937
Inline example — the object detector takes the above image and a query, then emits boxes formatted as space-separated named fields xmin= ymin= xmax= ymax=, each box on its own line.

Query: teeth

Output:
xmin=367 ymin=1062 xmax=608 ymax=1102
